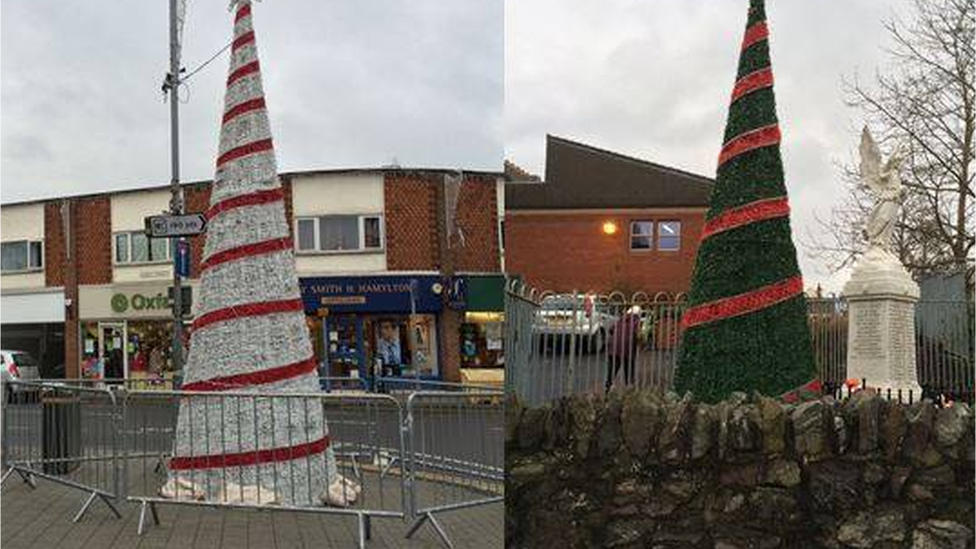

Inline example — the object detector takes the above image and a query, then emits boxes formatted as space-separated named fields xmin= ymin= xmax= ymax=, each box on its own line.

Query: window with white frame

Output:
xmin=1 ymin=240 xmax=43 ymax=273
xmin=295 ymin=215 xmax=383 ymax=253
xmin=630 ymin=221 xmax=653 ymax=250
xmin=114 ymin=231 xmax=171 ymax=264
xmin=657 ymin=220 xmax=682 ymax=251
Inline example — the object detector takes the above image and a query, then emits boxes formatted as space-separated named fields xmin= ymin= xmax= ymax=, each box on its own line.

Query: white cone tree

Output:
xmin=163 ymin=0 xmax=355 ymax=507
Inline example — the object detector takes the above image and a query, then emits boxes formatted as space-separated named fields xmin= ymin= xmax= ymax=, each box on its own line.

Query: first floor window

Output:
xmin=320 ymin=215 xmax=360 ymax=251
xmin=297 ymin=218 xmax=316 ymax=251
xmin=1 ymin=240 xmax=43 ymax=273
xmin=630 ymin=221 xmax=653 ymax=250
xmin=114 ymin=231 xmax=170 ymax=264
xmin=657 ymin=220 xmax=681 ymax=251
xmin=295 ymin=215 xmax=384 ymax=252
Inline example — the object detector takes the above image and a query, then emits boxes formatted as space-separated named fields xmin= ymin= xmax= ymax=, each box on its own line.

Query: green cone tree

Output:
xmin=674 ymin=0 xmax=815 ymax=403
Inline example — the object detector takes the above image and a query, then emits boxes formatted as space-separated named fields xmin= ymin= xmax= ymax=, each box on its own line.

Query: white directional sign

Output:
xmin=145 ymin=213 xmax=207 ymax=238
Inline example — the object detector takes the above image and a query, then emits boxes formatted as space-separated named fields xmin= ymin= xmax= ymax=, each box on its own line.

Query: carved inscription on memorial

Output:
xmin=850 ymin=301 xmax=884 ymax=360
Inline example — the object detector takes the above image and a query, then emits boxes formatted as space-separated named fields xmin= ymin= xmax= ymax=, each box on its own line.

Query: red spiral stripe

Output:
xmin=227 ymin=60 xmax=260 ymax=87
xmin=216 ymin=138 xmax=274 ymax=168
xmin=191 ymin=298 xmax=304 ymax=332
xmin=731 ymin=67 xmax=773 ymax=103
xmin=222 ymin=98 xmax=266 ymax=125
xmin=206 ymin=187 xmax=283 ymax=220
xmin=200 ymin=236 xmax=292 ymax=272
xmin=169 ymin=436 xmax=329 ymax=471
xmin=181 ymin=357 xmax=317 ymax=392
xmin=700 ymin=196 xmax=790 ymax=241
xmin=232 ymin=31 xmax=255 ymax=53
xmin=681 ymin=275 xmax=804 ymax=329
xmin=741 ymin=21 xmax=768 ymax=52
xmin=718 ymin=124 xmax=780 ymax=167
xmin=235 ymin=3 xmax=251 ymax=23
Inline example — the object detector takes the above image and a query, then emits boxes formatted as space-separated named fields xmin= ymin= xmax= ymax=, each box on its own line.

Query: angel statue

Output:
xmin=859 ymin=127 xmax=905 ymax=253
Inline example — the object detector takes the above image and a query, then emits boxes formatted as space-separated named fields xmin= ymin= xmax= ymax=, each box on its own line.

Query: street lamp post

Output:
xmin=166 ymin=0 xmax=184 ymax=373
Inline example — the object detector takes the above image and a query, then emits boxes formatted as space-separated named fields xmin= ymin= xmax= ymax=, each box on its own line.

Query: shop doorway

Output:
xmin=98 ymin=322 xmax=127 ymax=380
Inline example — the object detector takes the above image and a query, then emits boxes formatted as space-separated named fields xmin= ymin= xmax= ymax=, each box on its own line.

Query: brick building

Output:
xmin=0 ymin=169 xmax=505 ymax=384
xmin=505 ymin=135 xmax=714 ymax=295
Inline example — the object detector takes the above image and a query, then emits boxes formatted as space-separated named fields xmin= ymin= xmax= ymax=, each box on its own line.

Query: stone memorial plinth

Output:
xmin=843 ymin=247 xmax=921 ymax=398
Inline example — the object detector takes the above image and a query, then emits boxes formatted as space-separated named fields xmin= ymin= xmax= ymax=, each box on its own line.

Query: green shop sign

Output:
xmin=110 ymin=292 xmax=169 ymax=314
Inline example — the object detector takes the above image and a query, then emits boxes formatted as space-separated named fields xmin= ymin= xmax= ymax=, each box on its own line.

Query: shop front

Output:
xmin=457 ymin=274 xmax=506 ymax=387
xmin=0 ymin=289 xmax=66 ymax=377
xmin=300 ymin=275 xmax=444 ymax=387
xmin=77 ymin=283 xmax=194 ymax=385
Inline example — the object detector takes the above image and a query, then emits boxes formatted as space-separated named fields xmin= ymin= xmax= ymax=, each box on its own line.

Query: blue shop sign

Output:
xmin=300 ymin=275 xmax=444 ymax=314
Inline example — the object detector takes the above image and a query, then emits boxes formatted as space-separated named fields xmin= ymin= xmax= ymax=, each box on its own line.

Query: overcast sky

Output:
xmin=1 ymin=0 xmax=503 ymax=203
xmin=506 ymin=0 xmax=908 ymax=291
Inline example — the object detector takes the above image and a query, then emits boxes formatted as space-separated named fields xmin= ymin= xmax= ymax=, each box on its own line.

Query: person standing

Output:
xmin=606 ymin=306 xmax=641 ymax=392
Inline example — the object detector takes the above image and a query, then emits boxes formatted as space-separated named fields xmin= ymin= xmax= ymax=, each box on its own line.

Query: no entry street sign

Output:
xmin=145 ymin=213 xmax=208 ymax=238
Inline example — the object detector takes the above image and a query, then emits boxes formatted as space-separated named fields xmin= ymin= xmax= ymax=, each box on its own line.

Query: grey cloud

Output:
xmin=2 ymin=0 xmax=502 ymax=203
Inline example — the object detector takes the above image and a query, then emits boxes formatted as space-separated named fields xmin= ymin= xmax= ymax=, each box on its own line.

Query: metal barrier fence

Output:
xmin=506 ymin=281 xmax=975 ymax=405
xmin=1 ymin=380 xmax=502 ymax=549
xmin=0 ymin=381 xmax=123 ymax=522
xmin=403 ymin=391 xmax=504 ymax=547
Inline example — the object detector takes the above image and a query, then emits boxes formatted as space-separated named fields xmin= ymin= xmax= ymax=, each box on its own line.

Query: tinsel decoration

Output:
xmin=163 ymin=0 xmax=358 ymax=507
xmin=673 ymin=0 xmax=815 ymax=403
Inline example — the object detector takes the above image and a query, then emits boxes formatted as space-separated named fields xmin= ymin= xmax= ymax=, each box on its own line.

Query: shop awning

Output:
xmin=463 ymin=274 xmax=505 ymax=312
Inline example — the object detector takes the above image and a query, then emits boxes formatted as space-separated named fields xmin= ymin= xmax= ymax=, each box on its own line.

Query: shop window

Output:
xmin=295 ymin=215 xmax=384 ymax=253
xmin=657 ymin=220 xmax=681 ymax=251
xmin=630 ymin=221 xmax=653 ymax=250
xmin=114 ymin=231 xmax=170 ymax=264
xmin=1 ymin=240 xmax=43 ymax=273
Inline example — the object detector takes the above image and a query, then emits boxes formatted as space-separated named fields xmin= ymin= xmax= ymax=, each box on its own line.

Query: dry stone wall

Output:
xmin=506 ymin=391 xmax=975 ymax=549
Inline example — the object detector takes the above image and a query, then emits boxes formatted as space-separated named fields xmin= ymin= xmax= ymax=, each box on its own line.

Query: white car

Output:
xmin=1 ymin=350 xmax=41 ymax=398
xmin=533 ymin=294 xmax=618 ymax=352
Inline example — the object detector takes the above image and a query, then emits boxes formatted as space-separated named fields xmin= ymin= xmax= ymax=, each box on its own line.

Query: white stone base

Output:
xmin=843 ymin=247 xmax=921 ymax=398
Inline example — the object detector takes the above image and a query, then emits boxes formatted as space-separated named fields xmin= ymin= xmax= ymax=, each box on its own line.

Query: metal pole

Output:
xmin=410 ymin=279 xmax=419 ymax=383
xmin=168 ymin=0 xmax=184 ymax=373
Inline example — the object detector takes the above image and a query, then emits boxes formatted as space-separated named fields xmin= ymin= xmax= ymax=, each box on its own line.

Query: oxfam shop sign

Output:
xmin=109 ymin=291 xmax=170 ymax=314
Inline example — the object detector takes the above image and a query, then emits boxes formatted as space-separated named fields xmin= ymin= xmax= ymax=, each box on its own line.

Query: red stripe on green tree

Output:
xmin=717 ymin=124 xmax=780 ymax=167
xmin=731 ymin=67 xmax=773 ymax=103
xmin=740 ymin=21 xmax=768 ymax=52
xmin=681 ymin=275 xmax=804 ymax=329
xmin=700 ymin=196 xmax=790 ymax=240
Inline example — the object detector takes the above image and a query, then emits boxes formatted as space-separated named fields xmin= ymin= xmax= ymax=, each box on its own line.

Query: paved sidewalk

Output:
xmin=1 ymin=479 xmax=503 ymax=549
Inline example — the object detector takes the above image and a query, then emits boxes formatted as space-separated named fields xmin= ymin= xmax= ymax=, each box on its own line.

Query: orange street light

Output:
xmin=602 ymin=220 xmax=618 ymax=235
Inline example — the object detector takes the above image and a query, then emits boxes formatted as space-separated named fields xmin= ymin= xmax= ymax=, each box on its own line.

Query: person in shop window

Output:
xmin=376 ymin=320 xmax=402 ymax=377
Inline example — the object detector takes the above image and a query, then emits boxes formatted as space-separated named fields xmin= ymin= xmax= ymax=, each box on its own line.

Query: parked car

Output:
xmin=1 ymin=350 xmax=41 ymax=401
xmin=533 ymin=294 xmax=618 ymax=353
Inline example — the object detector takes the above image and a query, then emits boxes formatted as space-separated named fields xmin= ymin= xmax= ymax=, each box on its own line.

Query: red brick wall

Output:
xmin=504 ymin=209 xmax=707 ymax=295
xmin=454 ymin=176 xmax=501 ymax=273
xmin=281 ymin=176 xmax=294 ymax=239
xmin=74 ymin=196 xmax=112 ymax=285
xmin=183 ymin=183 xmax=212 ymax=276
xmin=384 ymin=174 xmax=440 ymax=271
xmin=44 ymin=202 xmax=66 ymax=287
